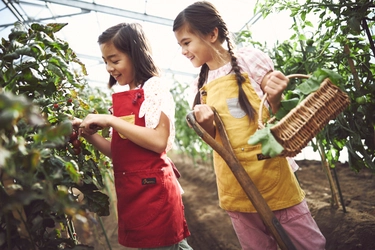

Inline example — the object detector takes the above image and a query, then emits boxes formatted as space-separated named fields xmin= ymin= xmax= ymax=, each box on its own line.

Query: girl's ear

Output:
xmin=209 ymin=27 xmax=219 ymax=43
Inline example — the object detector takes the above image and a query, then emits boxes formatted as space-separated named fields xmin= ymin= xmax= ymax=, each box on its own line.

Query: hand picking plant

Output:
xmin=0 ymin=22 xmax=111 ymax=249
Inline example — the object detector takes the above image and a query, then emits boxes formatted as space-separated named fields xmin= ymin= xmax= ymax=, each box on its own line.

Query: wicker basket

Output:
xmin=258 ymin=74 xmax=350 ymax=157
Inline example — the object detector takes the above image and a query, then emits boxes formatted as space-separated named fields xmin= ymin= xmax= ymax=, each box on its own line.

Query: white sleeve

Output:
xmin=139 ymin=77 xmax=175 ymax=152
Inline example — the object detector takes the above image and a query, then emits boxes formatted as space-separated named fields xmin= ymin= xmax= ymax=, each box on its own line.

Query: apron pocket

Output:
xmin=114 ymin=168 xmax=168 ymax=230
xmin=226 ymin=97 xmax=246 ymax=119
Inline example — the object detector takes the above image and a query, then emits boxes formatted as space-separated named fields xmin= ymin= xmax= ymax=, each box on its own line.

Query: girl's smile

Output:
xmin=100 ymin=42 xmax=136 ymax=89
xmin=174 ymin=27 xmax=214 ymax=68
xmin=174 ymin=26 xmax=231 ymax=70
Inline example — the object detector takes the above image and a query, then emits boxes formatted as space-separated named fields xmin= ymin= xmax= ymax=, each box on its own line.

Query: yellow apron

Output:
xmin=200 ymin=73 xmax=305 ymax=212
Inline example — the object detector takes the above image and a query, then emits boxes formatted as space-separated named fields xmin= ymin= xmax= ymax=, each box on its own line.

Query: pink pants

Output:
xmin=227 ymin=200 xmax=326 ymax=250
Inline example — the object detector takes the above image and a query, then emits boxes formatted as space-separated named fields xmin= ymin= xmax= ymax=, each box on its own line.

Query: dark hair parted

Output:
xmin=98 ymin=23 xmax=160 ymax=88
xmin=173 ymin=1 xmax=256 ymax=122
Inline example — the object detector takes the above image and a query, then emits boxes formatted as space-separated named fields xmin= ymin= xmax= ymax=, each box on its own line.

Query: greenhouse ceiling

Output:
xmin=0 ymin=0 xmax=292 ymax=87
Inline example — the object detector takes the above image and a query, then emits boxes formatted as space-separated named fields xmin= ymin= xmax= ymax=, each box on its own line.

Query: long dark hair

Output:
xmin=173 ymin=1 xmax=256 ymax=121
xmin=98 ymin=23 xmax=160 ymax=88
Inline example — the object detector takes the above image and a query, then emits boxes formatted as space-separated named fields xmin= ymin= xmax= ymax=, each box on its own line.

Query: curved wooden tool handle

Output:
xmin=186 ymin=109 xmax=296 ymax=250
xmin=186 ymin=111 xmax=228 ymax=158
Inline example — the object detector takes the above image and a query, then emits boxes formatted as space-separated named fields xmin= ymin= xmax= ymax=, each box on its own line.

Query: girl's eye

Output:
xmin=184 ymin=41 xmax=190 ymax=46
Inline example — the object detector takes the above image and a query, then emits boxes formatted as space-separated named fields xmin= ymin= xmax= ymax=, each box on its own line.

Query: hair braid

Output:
xmin=226 ymin=36 xmax=256 ymax=122
xmin=192 ymin=63 xmax=209 ymax=108
xmin=173 ymin=1 xmax=256 ymax=120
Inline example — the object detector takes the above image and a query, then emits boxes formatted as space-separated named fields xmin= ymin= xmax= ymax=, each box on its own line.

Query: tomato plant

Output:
xmin=0 ymin=22 xmax=112 ymax=249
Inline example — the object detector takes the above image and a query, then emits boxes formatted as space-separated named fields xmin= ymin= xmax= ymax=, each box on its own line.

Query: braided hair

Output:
xmin=173 ymin=1 xmax=256 ymax=121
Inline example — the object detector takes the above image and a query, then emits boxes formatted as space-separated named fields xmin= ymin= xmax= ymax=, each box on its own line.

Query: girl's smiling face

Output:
xmin=100 ymin=42 xmax=136 ymax=89
xmin=174 ymin=26 xmax=215 ymax=69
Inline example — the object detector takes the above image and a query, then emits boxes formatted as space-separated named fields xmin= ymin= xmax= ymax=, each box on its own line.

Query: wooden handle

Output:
xmin=258 ymin=74 xmax=311 ymax=129
xmin=186 ymin=109 xmax=296 ymax=250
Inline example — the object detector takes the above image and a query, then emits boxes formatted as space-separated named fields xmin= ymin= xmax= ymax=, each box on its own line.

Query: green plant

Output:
xmin=0 ymin=22 xmax=111 ymax=249
xmin=243 ymin=0 xmax=375 ymax=173
xmin=171 ymin=78 xmax=213 ymax=166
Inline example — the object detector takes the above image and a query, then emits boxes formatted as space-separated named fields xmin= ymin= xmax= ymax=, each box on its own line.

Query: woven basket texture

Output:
xmin=268 ymin=78 xmax=350 ymax=157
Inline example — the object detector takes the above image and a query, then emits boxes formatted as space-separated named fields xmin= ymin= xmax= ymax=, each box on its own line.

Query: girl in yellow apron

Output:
xmin=173 ymin=2 xmax=326 ymax=249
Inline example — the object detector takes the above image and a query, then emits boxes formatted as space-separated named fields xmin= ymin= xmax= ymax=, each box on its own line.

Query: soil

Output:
xmin=77 ymin=153 xmax=375 ymax=250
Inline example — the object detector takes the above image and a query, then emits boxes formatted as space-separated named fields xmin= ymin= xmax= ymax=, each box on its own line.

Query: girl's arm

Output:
xmin=261 ymin=71 xmax=289 ymax=113
xmin=82 ymin=133 xmax=112 ymax=158
xmin=80 ymin=112 xmax=170 ymax=154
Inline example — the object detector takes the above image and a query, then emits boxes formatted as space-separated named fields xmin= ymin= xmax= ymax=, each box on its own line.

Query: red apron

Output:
xmin=111 ymin=88 xmax=190 ymax=248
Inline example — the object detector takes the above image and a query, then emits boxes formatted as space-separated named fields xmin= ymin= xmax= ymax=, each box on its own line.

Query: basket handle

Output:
xmin=258 ymin=74 xmax=310 ymax=129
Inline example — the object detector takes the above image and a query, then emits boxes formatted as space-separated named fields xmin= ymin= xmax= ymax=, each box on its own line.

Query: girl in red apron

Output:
xmin=75 ymin=23 xmax=191 ymax=249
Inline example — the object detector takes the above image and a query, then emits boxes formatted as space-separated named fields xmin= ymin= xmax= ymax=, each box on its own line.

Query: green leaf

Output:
xmin=305 ymin=20 xmax=313 ymax=27
xmin=21 ymin=68 xmax=39 ymax=83
xmin=3 ymin=52 xmax=20 ymax=61
xmin=14 ymin=46 xmax=35 ymax=57
xmin=30 ymin=43 xmax=45 ymax=57
xmin=280 ymin=97 xmax=300 ymax=110
xmin=49 ymin=56 xmax=69 ymax=68
xmin=84 ymin=191 xmax=110 ymax=216
xmin=47 ymin=63 xmax=65 ymax=79
xmin=65 ymin=160 xmax=80 ymax=183
xmin=275 ymin=107 xmax=289 ymax=120
xmin=319 ymin=68 xmax=342 ymax=84
xmin=298 ymin=34 xmax=306 ymax=41
xmin=296 ymin=77 xmax=320 ymax=95
xmin=47 ymin=23 xmax=68 ymax=33
xmin=306 ymin=45 xmax=316 ymax=53
xmin=8 ymin=30 xmax=28 ymax=41
xmin=87 ymin=158 xmax=104 ymax=188
xmin=44 ymin=120 xmax=72 ymax=145
xmin=248 ymin=124 xmax=284 ymax=157
xmin=347 ymin=17 xmax=361 ymax=35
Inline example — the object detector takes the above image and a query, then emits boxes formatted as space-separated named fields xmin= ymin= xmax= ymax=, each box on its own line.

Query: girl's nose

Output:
xmin=106 ymin=64 xmax=114 ymax=72
xmin=181 ymin=47 xmax=187 ymax=56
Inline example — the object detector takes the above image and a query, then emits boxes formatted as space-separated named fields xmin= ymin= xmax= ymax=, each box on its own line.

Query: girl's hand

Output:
xmin=71 ymin=117 xmax=83 ymax=131
xmin=262 ymin=71 xmax=289 ymax=112
xmin=193 ymin=104 xmax=215 ymax=137
xmin=80 ymin=114 xmax=112 ymax=135
xmin=194 ymin=104 xmax=213 ymax=124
